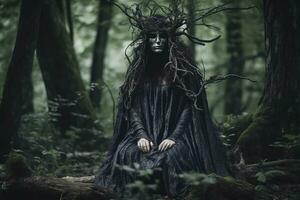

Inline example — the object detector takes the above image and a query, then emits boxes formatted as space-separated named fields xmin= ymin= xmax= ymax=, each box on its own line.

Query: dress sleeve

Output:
xmin=168 ymin=101 xmax=192 ymax=142
xmin=129 ymin=106 xmax=150 ymax=141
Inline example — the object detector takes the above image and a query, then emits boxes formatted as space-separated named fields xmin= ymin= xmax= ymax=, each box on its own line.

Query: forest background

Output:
xmin=0 ymin=0 xmax=299 ymax=199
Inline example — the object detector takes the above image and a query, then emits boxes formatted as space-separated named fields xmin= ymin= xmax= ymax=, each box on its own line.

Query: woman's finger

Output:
xmin=165 ymin=141 xmax=172 ymax=150
xmin=158 ymin=142 xmax=163 ymax=151
xmin=161 ymin=142 xmax=168 ymax=151
xmin=143 ymin=141 xmax=149 ymax=152
xmin=139 ymin=141 xmax=144 ymax=151
xmin=137 ymin=139 xmax=144 ymax=149
xmin=169 ymin=141 xmax=175 ymax=147
xmin=145 ymin=140 xmax=150 ymax=152
xmin=160 ymin=143 xmax=165 ymax=151
xmin=142 ymin=141 xmax=147 ymax=152
xmin=159 ymin=141 xmax=166 ymax=151
xmin=138 ymin=141 xmax=142 ymax=149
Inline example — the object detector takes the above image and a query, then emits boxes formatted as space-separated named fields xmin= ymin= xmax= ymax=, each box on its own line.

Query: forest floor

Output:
xmin=0 ymin=113 xmax=300 ymax=200
xmin=1 ymin=149 xmax=300 ymax=200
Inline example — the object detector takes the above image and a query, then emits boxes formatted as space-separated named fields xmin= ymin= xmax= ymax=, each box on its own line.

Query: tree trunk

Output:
xmin=0 ymin=0 xmax=42 ymax=162
xmin=236 ymin=0 xmax=300 ymax=162
xmin=66 ymin=0 xmax=74 ymax=42
xmin=36 ymin=0 xmax=97 ymax=134
xmin=56 ymin=0 xmax=74 ymax=42
xmin=20 ymin=71 xmax=34 ymax=115
xmin=89 ymin=0 xmax=113 ymax=109
xmin=187 ymin=0 xmax=196 ymax=60
xmin=223 ymin=0 xmax=244 ymax=115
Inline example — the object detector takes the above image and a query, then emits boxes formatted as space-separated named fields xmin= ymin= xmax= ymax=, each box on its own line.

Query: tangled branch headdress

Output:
xmin=112 ymin=0 xmax=251 ymax=111
xmin=113 ymin=0 xmax=226 ymax=45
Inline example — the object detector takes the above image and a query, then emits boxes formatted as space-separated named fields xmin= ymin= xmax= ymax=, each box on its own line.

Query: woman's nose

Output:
xmin=155 ymin=33 xmax=161 ymax=43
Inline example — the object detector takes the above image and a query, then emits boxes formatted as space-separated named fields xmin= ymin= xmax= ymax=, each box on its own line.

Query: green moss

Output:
xmin=236 ymin=105 xmax=280 ymax=162
xmin=5 ymin=151 xmax=32 ymax=178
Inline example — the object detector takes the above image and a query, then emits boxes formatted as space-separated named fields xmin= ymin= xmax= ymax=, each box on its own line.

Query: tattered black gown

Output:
xmin=95 ymin=75 xmax=230 ymax=196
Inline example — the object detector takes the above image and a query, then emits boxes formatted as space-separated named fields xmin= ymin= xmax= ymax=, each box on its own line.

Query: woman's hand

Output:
xmin=137 ymin=138 xmax=154 ymax=152
xmin=158 ymin=139 xmax=175 ymax=152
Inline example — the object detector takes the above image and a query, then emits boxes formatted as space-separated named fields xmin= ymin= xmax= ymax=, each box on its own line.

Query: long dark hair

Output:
xmin=119 ymin=22 xmax=204 ymax=112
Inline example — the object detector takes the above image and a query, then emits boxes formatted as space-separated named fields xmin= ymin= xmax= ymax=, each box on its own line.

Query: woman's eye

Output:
xmin=161 ymin=33 xmax=168 ymax=38
xmin=148 ymin=33 xmax=156 ymax=38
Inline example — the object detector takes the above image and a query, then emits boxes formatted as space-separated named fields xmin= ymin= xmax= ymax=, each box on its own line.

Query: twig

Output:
xmin=246 ymin=159 xmax=300 ymax=169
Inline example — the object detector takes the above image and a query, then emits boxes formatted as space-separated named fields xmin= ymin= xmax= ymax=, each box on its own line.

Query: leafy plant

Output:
xmin=270 ymin=134 xmax=300 ymax=150
xmin=270 ymin=133 xmax=300 ymax=158
xmin=220 ymin=113 xmax=253 ymax=147
xmin=254 ymin=169 xmax=285 ymax=193
xmin=16 ymin=113 xmax=105 ymax=177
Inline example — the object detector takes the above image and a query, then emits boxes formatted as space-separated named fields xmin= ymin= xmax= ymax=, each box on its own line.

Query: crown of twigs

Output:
xmin=111 ymin=0 xmax=255 ymax=111
xmin=111 ymin=0 xmax=235 ymax=45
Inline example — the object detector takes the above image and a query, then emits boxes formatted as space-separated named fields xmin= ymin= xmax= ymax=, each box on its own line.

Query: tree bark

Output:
xmin=89 ymin=0 xmax=113 ymax=109
xmin=20 ymin=71 xmax=34 ymax=115
xmin=223 ymin=0 xmax=244 ymax=115
xmin=56 ymin=0 xmax=74 ymax=42
xmin=236 ymin=0 xmax=300 ymax=162
xmin=66 ymin=0 xmax=74 ymax=42
xmin=187 ymin=0 xmax=196 ymax=60
xmin=36 ymin=0 xmax=97 ymax=134
xmin=0 ymin=0 xmax=42 ymax=161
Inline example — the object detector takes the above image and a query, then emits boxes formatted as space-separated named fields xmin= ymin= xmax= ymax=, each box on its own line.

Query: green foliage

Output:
xmin=113 ymin=163 xmax=217 ymax=199
xmin=115 ymin=163 xmax=163 ymax=199
xmin=181 ymin=173 xmax=218 ymax=198
xmin=17 ymin=113 xmax=105 ymax=177
xmin=220 ymin=113 xmax=253 ymax=147
xmin=255 ymin=170 xmax=285 ymax=184
xmin=270 ymin=134 xmax=300 ymax=150
xmin=269 ymin=133 xmax=300 ymax=158
xmin=254 ymin=169 xmax=286 ymax=193
xmin=179 ymin=172 xmax=216 ymax=186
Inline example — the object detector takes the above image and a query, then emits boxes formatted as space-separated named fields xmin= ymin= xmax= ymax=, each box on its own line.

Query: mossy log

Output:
xmin=0 ymin=174 xmax=273 ymax=200
xmin=0 ymin=176 xmax=112 ymax=200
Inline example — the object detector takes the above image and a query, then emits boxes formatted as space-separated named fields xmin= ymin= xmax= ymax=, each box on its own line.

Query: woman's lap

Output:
xmin=115 ymin=137 xmax=193 ymax=172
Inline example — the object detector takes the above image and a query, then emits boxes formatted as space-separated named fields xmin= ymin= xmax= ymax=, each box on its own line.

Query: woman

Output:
xmin=95 ymin=10 xmax=231 ymax=198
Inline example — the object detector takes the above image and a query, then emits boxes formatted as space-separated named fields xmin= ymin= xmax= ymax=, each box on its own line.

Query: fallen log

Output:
xmin=2 ymin=153 xmax=299 ymax=200
xmin=1 ymin=176 xmax=112 ymax=200
xmin=0 ymin=174 xmax=273 ymax=200
xmin=62 ymin=175 xmax=95 ymax=183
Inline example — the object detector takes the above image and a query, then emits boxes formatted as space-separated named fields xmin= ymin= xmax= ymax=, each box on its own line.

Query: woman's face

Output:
xmin=148 ymin=32 xmax=167 ymax=53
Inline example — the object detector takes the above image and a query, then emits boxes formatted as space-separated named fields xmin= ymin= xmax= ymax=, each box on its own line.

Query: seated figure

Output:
xmin=95 ymin=14 xmax=231 ymax=198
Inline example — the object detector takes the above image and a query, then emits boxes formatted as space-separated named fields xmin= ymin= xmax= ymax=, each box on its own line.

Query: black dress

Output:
xmin=95 ymin=76 xmax=230 ymax=197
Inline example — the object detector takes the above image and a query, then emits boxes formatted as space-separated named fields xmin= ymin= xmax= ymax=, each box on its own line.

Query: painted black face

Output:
xmin=148 ymin=32 xmax=167 ymax=53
